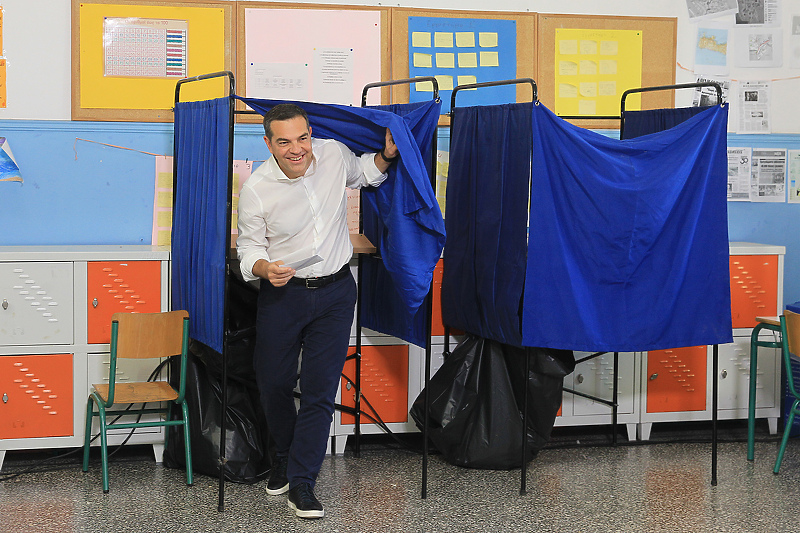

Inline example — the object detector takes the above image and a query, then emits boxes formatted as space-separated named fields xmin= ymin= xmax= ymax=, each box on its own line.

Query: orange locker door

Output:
xmin=431 ymin=259 xmax=445 ymax=336
xmin=87 ymin=261 xmax=162 ymax=344
xmin=0 ymin=353 xmax=73 ymax=439
xmin=340 ymin=345 xmax=409 ymax=425
xmin=646 ymin=346 xmax=707 ymax=413
xmin=729 ymin=255 xmax=778 ymax=328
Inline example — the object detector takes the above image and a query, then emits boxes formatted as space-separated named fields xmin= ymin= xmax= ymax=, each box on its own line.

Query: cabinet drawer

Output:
xmin=0 ymin=353 xmax=74 ymax=439
xmin=86 ymin=261 xmax=162 ymax=344
xmin=341 ymin=345 xmax=409 ymax=425
xmin=0 ymin=262 xmax=74 ymax=345
xmin=646 ymin=346 xmax=707 ymax=413
xmin=730 ymin=255 xmax=778 ymax=328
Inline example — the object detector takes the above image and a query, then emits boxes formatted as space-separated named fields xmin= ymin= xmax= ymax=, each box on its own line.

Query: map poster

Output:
xmin=735 ymin=26 xmax=783 ymax=68
xmin=695 ymin=25 xmax=729 ymax=76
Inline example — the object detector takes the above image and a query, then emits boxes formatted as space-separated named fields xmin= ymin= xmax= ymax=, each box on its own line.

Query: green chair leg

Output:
xmin=774 ymin=400 xmax=800 ymax=474
xmin=164 ymin=402 xmax=173 ymax=452
xmin=82 ymin=397 xmax=95 ymax=472
xmin=181 ymin=400 xmax=193 ymax=486
xmin=96 ymin=405 xmax=110 ymax=493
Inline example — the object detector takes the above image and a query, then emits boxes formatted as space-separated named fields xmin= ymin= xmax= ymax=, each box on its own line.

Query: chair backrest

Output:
xmin=111 ymin=311 xmax=189 ymax=359
xmin=785 ymin=310 xmax=800 ymax=358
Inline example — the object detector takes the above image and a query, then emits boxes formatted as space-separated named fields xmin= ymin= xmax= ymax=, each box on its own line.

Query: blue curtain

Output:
xmin=172 ymin=97 xmax=231 ymax=354
xmin=441 ymin=102 xmax=533 ymax=347
xmin=236 ymin=97 xmax=445 ymax=327
xmin=621 ymin=106 xmax=711 ymax=139
xmin=522 ymin=103 xmax=732 ymax=352
xmin=359 ymin=101 xmax=440 ymax=346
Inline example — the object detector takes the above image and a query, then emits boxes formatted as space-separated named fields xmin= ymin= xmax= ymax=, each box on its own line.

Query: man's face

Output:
xmin=264 ymin=116 xmax=313 ymax=179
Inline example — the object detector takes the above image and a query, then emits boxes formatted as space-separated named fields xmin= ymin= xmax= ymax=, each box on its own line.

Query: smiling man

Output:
xmin=236 ymin=103 xmax=398 ymax=519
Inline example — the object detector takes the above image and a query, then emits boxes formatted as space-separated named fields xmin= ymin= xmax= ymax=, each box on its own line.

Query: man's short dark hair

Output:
xmin=263 ymin=104 xmax=310 ymax=140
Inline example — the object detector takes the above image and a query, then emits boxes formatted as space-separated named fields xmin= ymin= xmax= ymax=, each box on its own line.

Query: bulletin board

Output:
xmin=72 ymin=0 xmax=233 ymax=122
xmin=392 ymin=9 xmax=536 ymax=122
xmin=538 ymin=14 xmax=677 ymax=129
xmin=237 ymin=2 xmax=390 ymax=123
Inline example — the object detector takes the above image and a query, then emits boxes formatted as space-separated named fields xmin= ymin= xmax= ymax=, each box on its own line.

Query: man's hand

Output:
xmin=253 ymin=259 xmax=295 ymax=287
xmin=374 ymin=128 xmax=398 ymax=173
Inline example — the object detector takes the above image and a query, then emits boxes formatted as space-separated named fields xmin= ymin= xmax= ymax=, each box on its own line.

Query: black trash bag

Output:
xmin=410 ymin=334 xmax=574 ymax=469
xmin=163 ymin=342 xmax=274 ymax=484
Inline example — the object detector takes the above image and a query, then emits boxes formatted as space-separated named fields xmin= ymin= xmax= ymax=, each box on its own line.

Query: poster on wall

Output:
xmin=686 ymin=0 xmax=739 ymax=21
xmin=750 ymin=148 xmax=786 ymax=202
xmin=554 ymin=28 xmax=643 ymax=116
xmin=788 ymin=150 xmax=800 ymax=203
xmin=738 ymin=80 xmax=771 ymax=133
xmin=790 ymin=15 xmax=800 ymax=69
xmin=734 ymin=27 xmax=783 ymax=68
xmin=727 ymin=147 xmax=751 ymax=201
xmin=695 ymin=24 xmax=730 ymax=76
xmin=735 ymin=0 xmax=780 ymax=26
xmin=408 ymin=16 xmax=517 ymax=114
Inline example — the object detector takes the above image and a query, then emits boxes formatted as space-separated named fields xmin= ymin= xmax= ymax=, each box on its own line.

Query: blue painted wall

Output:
xmin=1 ymin=120 xmax=799 ymax=307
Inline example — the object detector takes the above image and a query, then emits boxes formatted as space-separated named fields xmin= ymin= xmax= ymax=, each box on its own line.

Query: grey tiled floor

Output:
xmin=2 ymin=428 xmax=800 ymax=533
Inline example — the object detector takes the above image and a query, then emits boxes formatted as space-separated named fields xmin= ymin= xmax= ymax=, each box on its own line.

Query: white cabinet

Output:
xmin=0 ymin=246 xmax=170 ymax=470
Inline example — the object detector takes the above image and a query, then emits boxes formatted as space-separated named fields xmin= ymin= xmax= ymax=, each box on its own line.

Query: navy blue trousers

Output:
xmin=253 ymin=270 xmax=356 ymax=489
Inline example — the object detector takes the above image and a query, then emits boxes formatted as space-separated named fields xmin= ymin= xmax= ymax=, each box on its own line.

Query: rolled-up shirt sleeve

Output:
xmin=236 ymin=184 xmax=270 ymax=282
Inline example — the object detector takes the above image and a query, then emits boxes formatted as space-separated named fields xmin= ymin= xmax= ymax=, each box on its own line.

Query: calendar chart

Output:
xmin=103 ymin=17 xmax=187 ymax=78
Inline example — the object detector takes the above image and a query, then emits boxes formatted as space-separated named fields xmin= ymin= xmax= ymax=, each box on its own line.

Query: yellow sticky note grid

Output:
xmin=579 ymin=60 xmax=597 ymax=76
xmin=457 ymin=75 xmax=477 ymax=89
xmin=559 ymin=40 xmax=578 ymax=55
xmin=559 ymin=83 xmax=578 ymax=98
xmin=434 ymin=32 xmax=454 ymax=48
xmin=479 ymin=32 xmax=498 ymax=48
xmin=156 ymin=191 xmax=172 ymax=208
xmin=157 ymin=172 xmax=173 ymax=189
xmin=599 ymin=60 xmax=618 ymax=75
xmin=412 ymin=32 xmax=432 ymax=48
xmin=580 ymin=40 xmax=598 ymax=55
xmin=579 ymin=82 xmax=597 ymax=98
xmin=456 ymin=32 xmax=475 ymax=48
xmin=479 ymin=51 xmax=499 ymax=67
xmin=600 ymin=41 xmax=619 ymax=55
xmin=599 ymin=81 xmax=617 ymax=96
xmin=435 ymin=75 xmax=454 ymax=91
xmin=157 ymin=211 xmax=172 ymax=227
xmin=414 ymin=52 xmax=433 ymax=68
xmin=436 ymin=53 xmax=455 ymax=69
xmin=559 ymin=61 xmax=578 ymax=76
xmin=458 ymin=53 xmax=478 ymax=68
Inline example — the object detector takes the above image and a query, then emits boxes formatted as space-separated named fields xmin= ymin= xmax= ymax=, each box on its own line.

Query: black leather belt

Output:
xmin=288 ymin=264 xmax=349 ymax=289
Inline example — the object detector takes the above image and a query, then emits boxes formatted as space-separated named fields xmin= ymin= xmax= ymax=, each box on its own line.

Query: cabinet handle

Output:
xmin=576 ymin=374 xmax=584 ymax=384
xmin=649 ymin=373 xmax=658 ymax=381
xmin=92 ymin=298 xmax=98 ymax=308
xmin=721 ymin=369 xmax=728 ymax=379
xmin=2 ymin=393 xmax=7 ymax=403
xmin=2 ymin=299 xmax=7 ymax=310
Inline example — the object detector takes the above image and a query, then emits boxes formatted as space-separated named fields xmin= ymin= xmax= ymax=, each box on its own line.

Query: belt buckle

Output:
xmin=305 ymin=278 xmax=319 ymax=289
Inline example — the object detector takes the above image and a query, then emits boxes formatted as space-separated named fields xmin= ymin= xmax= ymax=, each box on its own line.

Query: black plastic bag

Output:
xmin=163 ymin=343 xmax=274 ymax=484
xmin=410 ymin=334 xmax=574 ymax=469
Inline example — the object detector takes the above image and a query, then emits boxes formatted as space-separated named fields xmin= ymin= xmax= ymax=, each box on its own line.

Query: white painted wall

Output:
xmin=1 ymin=0 xmax=799 ymax=132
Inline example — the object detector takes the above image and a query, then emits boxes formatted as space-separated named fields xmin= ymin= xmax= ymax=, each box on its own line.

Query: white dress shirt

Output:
xmin=237 ymin=138 xmax=387 ymax=282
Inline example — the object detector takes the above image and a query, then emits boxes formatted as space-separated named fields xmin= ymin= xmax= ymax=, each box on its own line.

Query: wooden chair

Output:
xmin=82 ymin=311 xmax=193 ymax=492
xmin=775 ymin=310 xmax=800 ymax=473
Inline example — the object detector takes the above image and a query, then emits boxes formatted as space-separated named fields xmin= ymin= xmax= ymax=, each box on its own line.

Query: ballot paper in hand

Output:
xmin=279 ymin=248 xmax=323 ymax=271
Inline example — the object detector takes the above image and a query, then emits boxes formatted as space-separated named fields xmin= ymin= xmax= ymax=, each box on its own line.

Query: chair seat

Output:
xmin=93 ymin=381 xmax=178 ymax=404
xmin=755 ymin=316 xmax=781 ymax=327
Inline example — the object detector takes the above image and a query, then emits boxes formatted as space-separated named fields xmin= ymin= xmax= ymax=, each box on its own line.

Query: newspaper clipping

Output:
xmin=750 ymin=148 xmax=786 ymax=202
xmin=693 ymin=75 xmax=730 ymax=106
xmin=727 ymin=147 xmax=751 ymax=201
xmin=738 ymin=81 xmax=771 ymax=133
